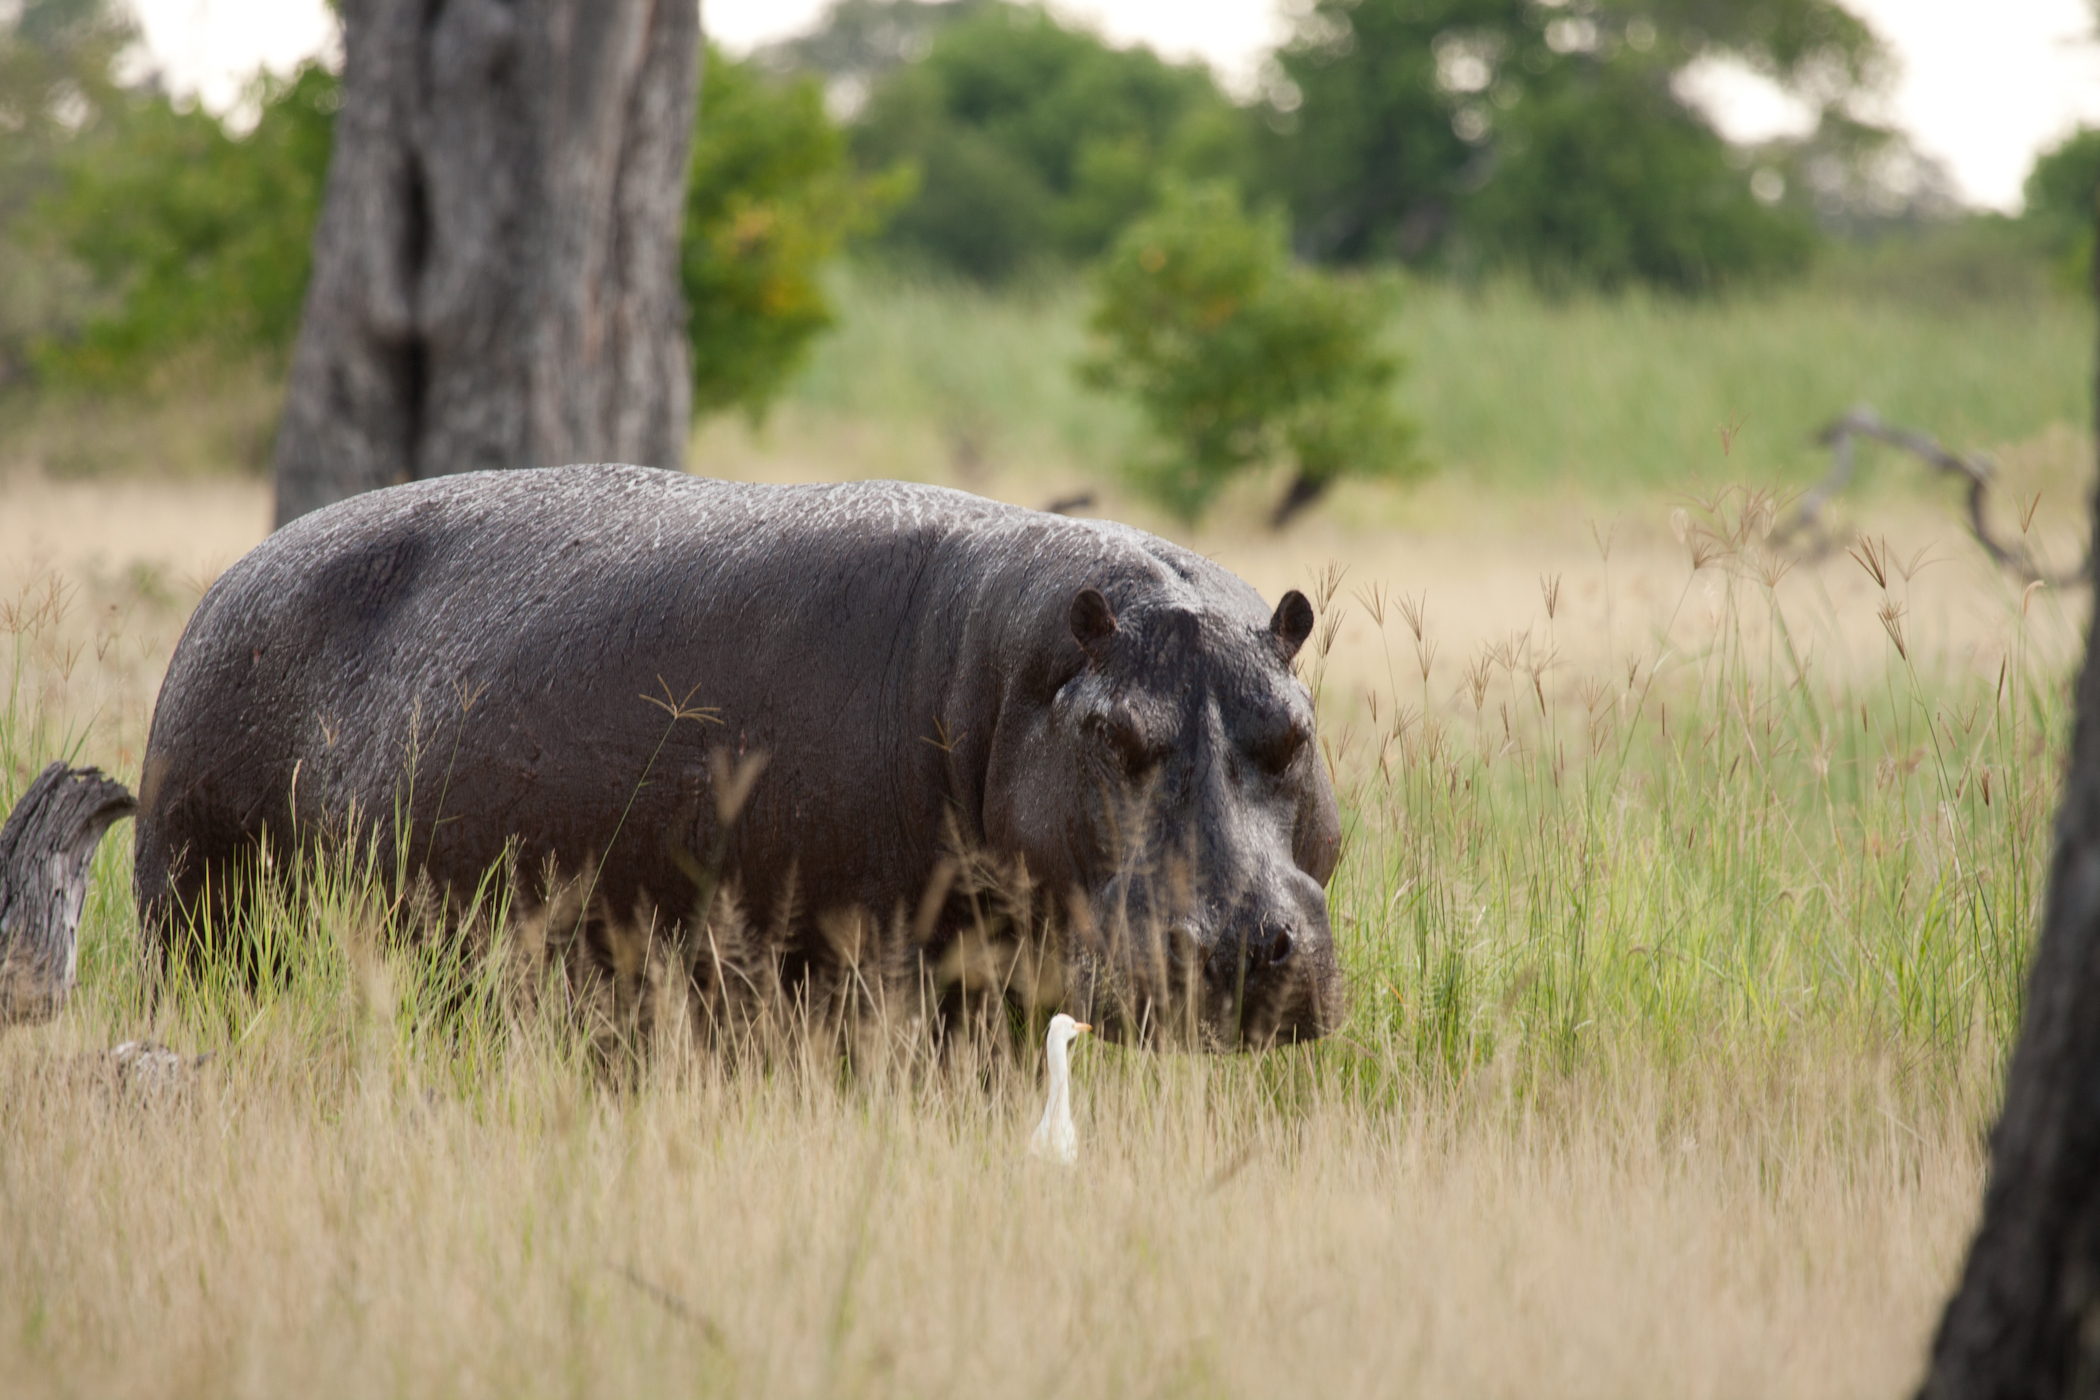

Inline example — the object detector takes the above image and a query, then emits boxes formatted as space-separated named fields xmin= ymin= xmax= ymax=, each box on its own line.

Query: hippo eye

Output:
xmin=1092 ymin=712 xmax=1160 ymax=777
xmin=1249 ymin=719 xmax=1309 ymax=775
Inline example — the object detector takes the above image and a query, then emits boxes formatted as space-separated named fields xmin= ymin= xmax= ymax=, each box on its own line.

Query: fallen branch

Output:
xmin=0 ymin=763 xmax=137 ymax=1026
xmin=1773 ymin=405 xmax=2087 ymax=587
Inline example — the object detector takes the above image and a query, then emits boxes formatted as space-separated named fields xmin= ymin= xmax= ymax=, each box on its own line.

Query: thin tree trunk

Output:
xmin=1269 ymin=471 xmax=1330 ymax=529
xmin=272 ymin=0 xmax=699 ymax=526
xmin=1913 ymin=169 xmax=2100 ymax=1400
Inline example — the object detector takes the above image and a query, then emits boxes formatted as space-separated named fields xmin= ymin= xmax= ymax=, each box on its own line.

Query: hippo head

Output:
xmin=985 ymin=577 xmax=1345 ymax=1049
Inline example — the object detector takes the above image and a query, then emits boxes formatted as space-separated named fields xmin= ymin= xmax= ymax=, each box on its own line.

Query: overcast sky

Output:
xmin=126 ymin=0 xmax=2100 ymax=212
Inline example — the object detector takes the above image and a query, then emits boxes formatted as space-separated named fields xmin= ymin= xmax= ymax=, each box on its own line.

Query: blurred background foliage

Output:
xmin=839 ymin=2 xmax=1249 ymax=280
xmin=0 ymin=0 xmax=134 ymax=389
xmin=2023 ymin=124 xmax=2100 ymax=294
xmin=682 ymin=44 xmax=912 ymax=419
xmin=30 ymin=62 xmax=332 ymax=385
xmin=1082 ymin=182 xmax=1417 ymax=524
xmin=2 ymin=5 xmax=895 ymax=421
xmin=0 ymin=0 xmax=2095 ymax=516
xmin=1257 ymin=0 xmax=1866 ymax=288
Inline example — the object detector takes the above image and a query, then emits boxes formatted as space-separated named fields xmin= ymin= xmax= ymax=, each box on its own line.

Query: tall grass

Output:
xmin=1393 ymin=278 xmax=2091 ymax=495
xmin=763 ymin=268 xmax=2093 ymax=502
xmin=5 ymin=268 xmax=2087 ymax=535
xmin=1318 ymin=489 xmax=2060 ymax=1089
xmin=0 ymin=461 xmax=2073 ymax=1393
xmin=3 ymin=973 xmax=1977 ymax=1399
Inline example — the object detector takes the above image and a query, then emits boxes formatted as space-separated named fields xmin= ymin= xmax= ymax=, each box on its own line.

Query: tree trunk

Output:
xmin=0 ymin=763 xmax=136 ymax=1026
xmin=1913 ymin=172 xmax=2100 ymax=1400
xmin=271 ymin=0 xmax=700 ymax=526
xmin=1269 ymin=472 xmax=1330 ymax=530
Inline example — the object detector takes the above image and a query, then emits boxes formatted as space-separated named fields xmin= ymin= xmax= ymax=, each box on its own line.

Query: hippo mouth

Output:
xmin=1202 ymin=927 xmax=1345 ymax=1048
xmin=1064 ymin=914 xmax=1345 ymax=1051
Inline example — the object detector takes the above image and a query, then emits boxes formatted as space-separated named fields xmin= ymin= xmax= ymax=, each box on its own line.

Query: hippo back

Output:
xmin=136 ymin=464 xmax=1343 ymax=1041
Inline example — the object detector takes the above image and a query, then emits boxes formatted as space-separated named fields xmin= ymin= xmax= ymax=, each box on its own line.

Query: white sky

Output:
xmin=125 ymin=0 xmax=2100 ymax=212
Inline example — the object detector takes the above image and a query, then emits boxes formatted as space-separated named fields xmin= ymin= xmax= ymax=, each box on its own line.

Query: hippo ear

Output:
xmin=1270 ymin=590 xmax=1315 ymax=661
xmin=1070 ymin=588 xmax=1118 ymax=657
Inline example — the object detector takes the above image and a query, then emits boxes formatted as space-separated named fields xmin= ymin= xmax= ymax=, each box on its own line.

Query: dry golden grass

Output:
xmin=2 ymin=1008 xmax=1982 ymax=1400
xmin=1 ymin=434 xmax=2082 ymax=1398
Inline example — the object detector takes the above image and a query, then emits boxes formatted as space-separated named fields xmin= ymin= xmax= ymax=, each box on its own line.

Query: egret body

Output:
xmin=1029 ymin=1013 xmax=1091 ymax=1166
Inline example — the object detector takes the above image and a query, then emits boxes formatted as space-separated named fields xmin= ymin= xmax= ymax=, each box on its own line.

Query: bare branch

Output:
xmin=1772 ymin=405 xmax=2087 ymax=588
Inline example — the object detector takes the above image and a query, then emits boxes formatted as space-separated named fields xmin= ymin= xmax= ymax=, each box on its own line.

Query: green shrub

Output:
xmin=31 ymin=63 xmax=334 ymax=384
xmin=2022 ymin=126 xmax=2100 ymax=293
xmin=26 ymin=41 xmax=898 ymax=423
xmin=1080 ymin=183 xmax=1419 ymax=525
xmin=682 ymin=46 xmax=908 ymax=418
xmin=850 ymin=2 xmax=1246 ymax=282
xmin=1260 ymin=0 xmax=1870 ymax=291
xmin=1458 ymin=64 xmax=1816 ymax=292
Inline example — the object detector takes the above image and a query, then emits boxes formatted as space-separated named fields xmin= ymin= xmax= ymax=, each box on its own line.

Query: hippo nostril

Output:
xmin=1254 ymin=916 xmax=1294 ymax=967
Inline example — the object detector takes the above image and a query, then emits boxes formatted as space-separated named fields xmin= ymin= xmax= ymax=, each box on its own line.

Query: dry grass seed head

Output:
xmin=1317 ymin=609 xmax=1344 ymax=660
xmin=1849 ymin=536 xmax=1891 ymax=591
xmin=1878 ymin=600 xmax=1909 ymax=662
xmin=1316 ymin=561 xmax=1348 ymax=611
xmin=1353 ymin=580 xmax=1389 ymax=629
xmin=1590 ymin=517 xmax=1618 ymax=562
xmin=1396 ymin=590 xmax=1427 ymax=642
xmin=1461 ymin=653 xmax=1492 ymax=710
xmin=1718 ymin=414 xmax=1746 ymax=456
xmin=1754 ymin=548 xmax=1796 ymax=590
xmin=1892 ymin=543 xmax=1939 ymax=584
xmin=709 ymin=749 xmax=769 ymax=826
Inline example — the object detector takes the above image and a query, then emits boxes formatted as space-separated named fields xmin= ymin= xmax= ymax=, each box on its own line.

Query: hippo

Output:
xmin=135 ymin=464 xmax=1344 ymax=1046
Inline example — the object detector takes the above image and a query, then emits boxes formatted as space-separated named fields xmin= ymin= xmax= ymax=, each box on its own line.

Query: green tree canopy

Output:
xmin=0 ymin=0 xmax=132 ymax=184
xmin=682 ymin=45 xmax=907 ymax=417
xmin=1263 ymin=0 xmax=1884 ymax=290
xmin=850 ymin=2 xmax=1247 ymax=281
xmin=0 ymin=0 xmax=136 ymax=383
xmin=2025 ymin=128 xmax=2100 ymax=242
xmin=1082 ymin=182 xmax=1419 ymax=526
xmin=33 ymin=63 xmax=335 ymax=383
xmin=18 ymin=25 xmax=887 ymax=420
xmin=2020 ymin=126 xmax=2100 ymax=292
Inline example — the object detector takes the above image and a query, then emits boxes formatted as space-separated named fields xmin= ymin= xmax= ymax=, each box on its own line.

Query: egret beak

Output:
xmin=1075 ymin=1022 xmax=1092 ymax=1034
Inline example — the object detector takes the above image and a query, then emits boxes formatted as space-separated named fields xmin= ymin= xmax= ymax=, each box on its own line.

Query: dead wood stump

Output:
xmin=0 ymin=763 xmax=137 ymax=1025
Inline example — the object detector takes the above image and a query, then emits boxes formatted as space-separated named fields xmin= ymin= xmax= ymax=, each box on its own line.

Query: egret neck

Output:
xmin=1029 ymin=1013 xmax=1091 ymax=1166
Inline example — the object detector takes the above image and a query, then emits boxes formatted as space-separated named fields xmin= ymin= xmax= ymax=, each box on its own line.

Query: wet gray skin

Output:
xmin=136 ymin=465 xmax=1344 ymax=1047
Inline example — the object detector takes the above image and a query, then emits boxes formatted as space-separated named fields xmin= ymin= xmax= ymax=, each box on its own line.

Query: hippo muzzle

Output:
xmin=1008 ymin=582 xmax=1347 ymax=1050
xmin=1197 ymin=865 xmax=1343 ymax=1046
xmin=1072 ymin=856 xmax=1344 ymax=1049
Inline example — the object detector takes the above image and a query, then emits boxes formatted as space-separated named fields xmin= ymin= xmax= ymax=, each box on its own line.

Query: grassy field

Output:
xmin=738 ymin=267 xmax=2097 ymax=505
xmin=4 ymin=262 xmax=2091 ymax=513
xmin=0 ymin=271 xmax=2092 ymax=1397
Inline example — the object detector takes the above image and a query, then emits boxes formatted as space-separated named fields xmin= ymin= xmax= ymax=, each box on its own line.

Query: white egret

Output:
xmin=1029 ymin=1013 xmax=1091 ymax=1166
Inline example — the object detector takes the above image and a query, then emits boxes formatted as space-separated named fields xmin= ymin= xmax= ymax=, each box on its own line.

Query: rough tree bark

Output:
xmin=272 ymin=0 xmax=700 ymax=526
xmin=1913 ymin=180 xmax=2100 ymax=1400
xmin=0 ymin=763 xmax=136 ymax=1026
